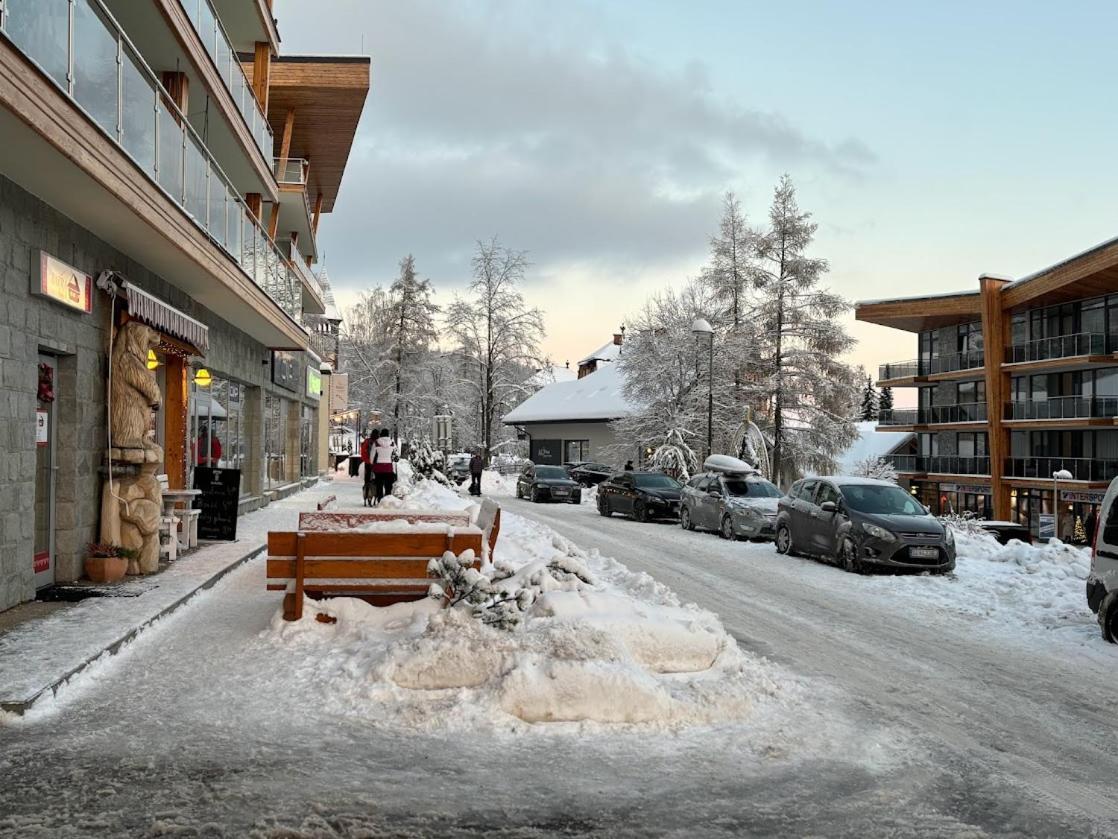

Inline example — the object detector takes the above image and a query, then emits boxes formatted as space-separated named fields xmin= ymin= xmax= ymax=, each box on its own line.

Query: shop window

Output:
xmin=189 ymin=373 xmax=246 ymax=497
xmin=265 ymin=394 xmax=288 ymax=489
xmin=565 ymin=440 xmax=590 ymax=463
xmin=300 ymin=405 xmax=316 ymax=478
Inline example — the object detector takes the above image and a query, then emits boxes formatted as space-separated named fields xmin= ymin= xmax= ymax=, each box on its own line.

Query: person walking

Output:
xmin=624 ymin=460 xmax=634 ymax=471
xmin=1085 ymin=505 xmax=1099 ymax=545
xmin=371 ymin=428 xmax=396 ymax=505
xmin=468 ymin=450 xmax=483 ymax=496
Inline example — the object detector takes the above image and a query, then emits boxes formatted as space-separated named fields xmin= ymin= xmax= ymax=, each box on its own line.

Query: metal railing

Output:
xmin=1004 ymin=457 xmax=1118 ymax=483
xmin=289 ymin=246 xmax=326 ymax=305
xmin=885 ymin=454 xmax=924 ymax=473
xmin=877 ymin=409 xmax=919 ymax=426
xmin=878 ymin=359 xmax=920 ymax=381
xmin=274 ymin=157 xmax=309 ymax=184
xmin=1007 ymin=332 xmax=1107 ymax=364
xmin=923 ymin=402 xmax=988 ymax=424
xmin=926 ymin=349 xmax=985 ymax=375
xmin=925 ymin=456 xmax=990 ymax=476
xmin=180 ymin=0 xmax=273 ymax=160
xmin=0 ymin=0 xmax=301 ymax=324
xmin=1005 ymin=396 xmax=1118 ymax=421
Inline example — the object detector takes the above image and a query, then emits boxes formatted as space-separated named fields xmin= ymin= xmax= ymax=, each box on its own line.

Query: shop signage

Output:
xmin=33 ymin=551 xmax=50 ymax=574
xmin=306 ymin=366 xmax=322 ymax=399
xmin=1060 ymin=489 xmax=1106 ymax=504
xmin=35 ymin=410 xmax=48 ymax=446
xmin=271 ymin=350 xmax=300 ymax=392
xmin=33 ymin=252 xmax=93 ymax=313
xmin=192 ymin=467 xmax=241 ymax=541
xmin=330 ymin=373 xmax=349 ymax=413
xmin=938 ymin=483 xmax=958 ymax=493
xmin=955 ymin=484 xmax=990 ymax=495
xmin=1038 ymin=514 xmax=1056 ymax=540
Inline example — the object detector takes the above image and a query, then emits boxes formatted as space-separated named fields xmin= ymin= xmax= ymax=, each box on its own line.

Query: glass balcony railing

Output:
xmin=926 ymin=349 xmax=984 ymax=375
xmin=877 ymin=409 xmax=919 ymax=426
xmin=922 ymin=402 xmax=988 ymax=424
xmin=1007 ymin=332 xmax=1107 ymax=364
xmin=274 ymin=157 xmax=309 ymax=185
xmin=1005 ymin=396 xmax=1118 ymax=421
xmin=180 ymin=0 xmax=274 ymax=161
xmin=288 ymin=243 xmax=326 ymax=304
xmin=1004 ymin=457 xmax=1118 ymax=483
xmin=885 ymin=454 xmax=924 ymax=473
xmin=878 ymin=360 xmax=920 ymax=381
xmin=0 ymin=0 xmax=302 ymax=325
xmin=925 ymin=456 xmax=990 ymax=476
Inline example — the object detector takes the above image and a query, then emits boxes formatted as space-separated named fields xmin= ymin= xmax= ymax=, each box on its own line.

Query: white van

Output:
xmin=1088 ymin=479 xmax=1118 ymax=643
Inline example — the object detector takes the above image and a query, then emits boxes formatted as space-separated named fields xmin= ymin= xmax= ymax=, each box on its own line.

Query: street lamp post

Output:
xmin=1053 ymin=468 xmax=1074 ymax=541
xmin=692 ymin=318 xmax=714 ymax=460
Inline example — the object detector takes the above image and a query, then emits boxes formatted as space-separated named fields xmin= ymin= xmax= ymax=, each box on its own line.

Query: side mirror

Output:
xmin=709 ymin=490 xmax=722 ymax=498
xmin=820 ymin=501 xmax=838 ymax=514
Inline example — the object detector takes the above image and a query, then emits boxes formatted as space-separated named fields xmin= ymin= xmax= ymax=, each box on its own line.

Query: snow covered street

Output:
xmin=0 ymin=473 xmax=1114 ymax=837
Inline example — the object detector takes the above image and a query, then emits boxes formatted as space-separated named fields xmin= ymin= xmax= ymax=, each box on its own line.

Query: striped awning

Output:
xmin=122 ymin=282 xmax=208 ymax=355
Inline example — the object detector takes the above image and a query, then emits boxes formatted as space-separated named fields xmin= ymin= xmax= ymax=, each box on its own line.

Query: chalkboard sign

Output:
xmin=192 ymin=467 xmax=241 ymax=541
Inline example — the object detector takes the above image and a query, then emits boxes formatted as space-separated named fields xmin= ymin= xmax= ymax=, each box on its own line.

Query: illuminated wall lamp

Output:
xmin=146 ymin=349 xmax=159 ymax=371
xmin=193 ymin=368 xmax=212 ymax=387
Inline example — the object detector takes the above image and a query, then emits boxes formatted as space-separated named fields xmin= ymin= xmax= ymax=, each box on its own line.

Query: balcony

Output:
xmin=878 ymin=360 xmax=920 ymax=382
xmin=885 ymin=454 xmax=924 ymax=473
xmin=878 ymin=409 xmax=919 ymax=427
xmin=1004 ymin=457 xmax=1118 ymax=483
xmin=288 ymin=243 xmax=326 ymax=315
xmin=1006 ymin=396 xmax=1118 ymax=422
xmin=923 ymin=402 xmax=988 ymax=424
xmin=1006 ymin=332 xmax=1108 ymax=365
xmin=273 ymin=157 xmax=316 ymax=258
xmin=0 ymin=0 xmax=301 ymax=325
xmin=180 ymin=0 xmax=273 ymax=161
xmin=926 ymin=349 xmax=984 ymax=376
xmin=925 ymin=456 xmax=990 ymax=476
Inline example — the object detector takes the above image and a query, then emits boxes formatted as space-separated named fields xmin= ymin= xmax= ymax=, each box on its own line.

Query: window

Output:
xmin=264 ymin=394 xmax=287 ymax=489
xmin=536 ymin=466 xmax=568 ymax=480
xmin=565 ymin=440 xmax=590 ymax=462
xmin=300 ymin=405 xmax=316 ymax=477
xmin=722 ymin=478 xmax=782 ymax=498
xmin=919 ymin=331 xmax=939 ymax=372
xmin=957 ymin=322 xmax=983 ymax=354
xmin=688 ymin=475 xmax=706 ymax=489
xmin=1083 ymin=297 xmax=1105 ymax=336
xmin=1103 ymin=495 xmax=1118 ymax=547
xmin=815 ymin=483 xmax=840 ymax=507
xmin=189 ymin=374 xmax=246 ymax=498
xmin=957 ymin=432 xmax=987 ymax=458
xmin=633 ymin=474 xmax=681 ymax=489
xmin=795 ymin=480 xmax=817 ymax=502
xmin=840 ymin=484 xmax=927 ymax=516
xmin=1011 ymin=313 xmax=1028 ymax=346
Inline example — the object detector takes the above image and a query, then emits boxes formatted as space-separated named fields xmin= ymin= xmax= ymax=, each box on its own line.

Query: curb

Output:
xmin=0 ymin=543 xmax=266 ymax=716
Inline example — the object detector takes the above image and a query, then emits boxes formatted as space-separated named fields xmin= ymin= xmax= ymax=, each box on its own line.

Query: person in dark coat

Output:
xmin=1085 ymin=506 xmax=1099 ymax=545
xmin=624 ymin=460 xmax=634 ymax=471
xmin=468 ymin=451 xmax=483 ymax=496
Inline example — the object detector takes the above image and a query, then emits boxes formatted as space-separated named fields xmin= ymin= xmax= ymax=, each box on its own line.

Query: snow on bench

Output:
xmin=297 ymin=510 xmax=471 ymax=531
xmin=266 ymin=527 xmax=484 ymax=621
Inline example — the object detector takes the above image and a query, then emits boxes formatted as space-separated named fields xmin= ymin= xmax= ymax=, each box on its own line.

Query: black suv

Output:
xmin=597 ymin=472 xmax=683 ymax=521
xmin=567 ymin=462 xmax=613 ymax=486
xmin=775 ymin=477 xmax=955 ymax=573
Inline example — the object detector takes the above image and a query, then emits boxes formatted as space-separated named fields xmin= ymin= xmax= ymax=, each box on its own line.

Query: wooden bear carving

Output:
xmin=110 ymin=321 xmax=162 ymax=452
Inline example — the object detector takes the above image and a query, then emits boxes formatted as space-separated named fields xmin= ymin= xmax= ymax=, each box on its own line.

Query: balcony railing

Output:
xmin=274 ymin=157 xmax=309 ymax=185
xmin=0 ymin=0 xmax=301 ymax=324
xmin=885 ymin=454 xmax=924 ymax=473
xmin=878 ymin=360 xmax=919 ymax=381
xmin=1005 ymin=396 xmax=1118 ymax=421
xmin=289 ymin=245 xmax=326 ymax=304
xmin=923 ymin=402 xmax=988 ymax=424
xmin=1006 ymin=332 xmax=1107 ymax=364
xmin=180 ymin=0 xmax=273 ymax=160
xmin=925 ymin=456 xmax=990 ymax=476
xmin=877 ymin=409 xmax=919 ymax=426
xmin=926 ymin=349 xmax=984 ymax=375
xmin=1004 ymin=457 xmax=1118 ymax=483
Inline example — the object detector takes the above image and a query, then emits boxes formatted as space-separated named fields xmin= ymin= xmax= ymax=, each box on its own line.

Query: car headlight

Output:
xmin=862 ymin=523 xmax=896 ymax=542
xmin=944 ymin=527 xmax=955 ymax=546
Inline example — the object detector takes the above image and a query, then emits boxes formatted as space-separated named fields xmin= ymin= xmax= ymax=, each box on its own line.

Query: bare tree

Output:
xmin=445 ymin=238 xmax=545 ymax=462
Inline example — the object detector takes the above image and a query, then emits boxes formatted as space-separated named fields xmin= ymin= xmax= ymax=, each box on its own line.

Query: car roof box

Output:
xmin=703 ymin=454 xmax=757 ymax=476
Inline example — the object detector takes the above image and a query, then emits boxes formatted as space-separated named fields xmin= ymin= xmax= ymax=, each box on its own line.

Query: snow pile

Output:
xmin=579 ymin=483 xmax=599 ymax=506
xmin=262 ymin=480 xmax=797 ymax=731
xmin=481 ymin=469 xmax=519 ymax=497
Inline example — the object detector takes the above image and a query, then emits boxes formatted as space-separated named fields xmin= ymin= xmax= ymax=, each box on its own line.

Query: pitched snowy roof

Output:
xmin=527 ymin=364 xmax=578 ymax=387
xmin=503 ymin=362 xmax=633 ymax=424
xmin=834 ymin=422 xmax=914 ymax=474
xmin=577 ymin=340 xmax=622 ymax=366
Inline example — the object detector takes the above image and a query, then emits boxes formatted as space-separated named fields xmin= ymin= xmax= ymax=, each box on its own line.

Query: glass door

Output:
xmin=34 ymin=354 xmax=57 ymax=589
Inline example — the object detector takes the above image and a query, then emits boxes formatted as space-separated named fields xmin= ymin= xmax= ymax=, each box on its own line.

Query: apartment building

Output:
xmin=0 ymin=0 xmax=369 ymax=609
xmin=857 ymin=248 xmax=1118 ymax=541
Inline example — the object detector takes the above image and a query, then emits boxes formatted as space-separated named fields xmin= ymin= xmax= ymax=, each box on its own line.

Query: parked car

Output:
xmin=774 ymin=476 xmax=956 ymax=574
xmin=516 ymin=465 xmax=582 ymax=504
xmin=976 ymin=520 xmax=1033 ymax=545
xmin=597 ymin=472 xmax=683 ymax=521
xmin=445 ymin=452 xmax=471 ymax=485
xmin=1088 ymin=478 xmax=1118 ymax=642
xmin=680 ymin=472 xmax=783 ymax=540
xmin=567 ymin=461 xmax=614 ymax=487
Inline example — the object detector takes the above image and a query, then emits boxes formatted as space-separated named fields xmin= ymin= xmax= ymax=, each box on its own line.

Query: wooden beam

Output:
xmin=267 ymin=202 xmax=280 ymax=239
xmin=979 ymin=275 xmax=1011 ymax=521
xmin=165 ymin=355 xmax=188 ymax=490
xmin=311 ymin=191 xmax=323 ymax=236
xmin=245 ymin=192 xmax=262 ymax=220
xmin=252 ymin=42 xmax=271 ymax=115
xmin=160 ymin=71 xmax=189 ymax=115
xmin=277 ymin=108 xmax=295 ymax=175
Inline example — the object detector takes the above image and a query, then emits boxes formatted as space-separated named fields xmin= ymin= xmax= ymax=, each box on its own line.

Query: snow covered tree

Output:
xmin=703 ymin=192 xmax=753 ymax=329
xmin=649 ymin=428 xmax=700 ymax=481
xmin=859 ymin=376 xmax=879 ymax=422
xmin=879 ymin=386 xmax=894 ymax=413
xmin=406 ymin=437 xmax=450 ymax=485
xmin=445 ymin=238 xmax=545 ymax=463
xmin=747 ymin=175 xmax=860 ymax=484
xmin=386 ymin=255 xmax=439 ymax=439
xmin=849 ymin=456 xmax=898 ymax=483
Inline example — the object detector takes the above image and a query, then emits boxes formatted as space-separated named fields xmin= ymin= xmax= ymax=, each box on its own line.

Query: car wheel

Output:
xmin=680 ymin=506 xmax=694 ymax=531
xmin=1101 ymin=592 xmax=1118 ymax=644
xmin=515 ymin=483 xmax=522 ymax=499
xmin=598 ymin=499 xmax=612 ymax=517
xmin=840 ymin=537 xmax=866 ymax=574
xmin=531 ymin=488 xmax=542 ymax=503
xmin=634 ymin=501 xmax=649 ymax=523
xmin=775 ymin=524 xmax=796 ymax=556
xmin=720 ymin=515 xmax=735 ymax=540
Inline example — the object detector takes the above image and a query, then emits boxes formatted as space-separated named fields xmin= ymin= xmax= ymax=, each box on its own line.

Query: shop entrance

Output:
xmin=34 ymin=354 xmax=57 ymax=589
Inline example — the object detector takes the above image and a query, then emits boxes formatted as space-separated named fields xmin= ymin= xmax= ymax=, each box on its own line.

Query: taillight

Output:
xmin=1092 ymin=512 xmax=1101 ymax=557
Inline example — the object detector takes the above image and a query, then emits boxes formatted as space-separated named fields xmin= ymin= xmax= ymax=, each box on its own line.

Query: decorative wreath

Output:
xmin=37 ymin=362 xmax=55 ymax=403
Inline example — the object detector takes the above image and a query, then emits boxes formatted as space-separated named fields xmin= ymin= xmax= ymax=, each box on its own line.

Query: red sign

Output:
xmin=33 ymin=551 xmax=49 ymax=574
xmin=35 ymin=252 xmax=93 ymax=313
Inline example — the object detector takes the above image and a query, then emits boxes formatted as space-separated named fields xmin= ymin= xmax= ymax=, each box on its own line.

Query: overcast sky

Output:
xmin=277 ymin=0 xmax=1118 ymax=379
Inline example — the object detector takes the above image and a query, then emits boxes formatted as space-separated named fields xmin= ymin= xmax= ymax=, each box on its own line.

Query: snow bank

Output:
xmin=261 ymin=475 xmax=794 ymax=731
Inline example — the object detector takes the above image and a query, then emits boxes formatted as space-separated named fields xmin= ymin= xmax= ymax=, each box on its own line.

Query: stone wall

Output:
xmin=0 ymin=175 xmax=319 ymax=612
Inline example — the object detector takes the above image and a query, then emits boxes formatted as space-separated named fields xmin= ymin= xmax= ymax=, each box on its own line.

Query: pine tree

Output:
xmin=386 ymin=255 xmax=439 ymax=439
xmin=860 ymin=376 xmax=879 ymax=422
xmin=879 ymin=386 xmax=894 ymax=413
xmin=703 ymin=192 xmax=752 ymax=329
xmin=747 ymin=175 xmax=859 ymax=483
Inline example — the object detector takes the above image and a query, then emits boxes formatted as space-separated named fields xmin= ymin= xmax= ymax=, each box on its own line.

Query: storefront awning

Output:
xmin=122 ymin=281 xmax=208 ymax=355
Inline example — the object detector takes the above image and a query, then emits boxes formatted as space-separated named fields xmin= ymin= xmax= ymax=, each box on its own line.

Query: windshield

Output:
xmin=536 ymin=467 xmax=568 ymax=479
xmin=723 ymin=478 xmax=782 ymax=498
xmin=633 ymin=473 xmax=681 ymax=489
xmin=840 ymin=484 xmax=926 ymax=516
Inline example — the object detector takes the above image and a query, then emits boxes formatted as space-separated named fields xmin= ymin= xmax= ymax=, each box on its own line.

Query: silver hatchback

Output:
xmin=680 ymin=473 xmax=783 ymax=540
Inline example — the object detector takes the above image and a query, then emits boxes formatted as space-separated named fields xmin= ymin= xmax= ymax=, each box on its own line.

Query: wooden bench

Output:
xmin=296 ymin=510 xmax=471 ymax=531
xmin=266 ymin=527 xmax=484 ymax=621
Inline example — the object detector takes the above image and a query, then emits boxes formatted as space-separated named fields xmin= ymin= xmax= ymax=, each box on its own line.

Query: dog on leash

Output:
xmin=363 ymin=478 xmax=375 ymax=507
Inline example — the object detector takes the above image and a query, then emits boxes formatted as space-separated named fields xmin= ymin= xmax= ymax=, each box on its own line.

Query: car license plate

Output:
xmin=553 ymin=489 xmax=568 ymax=497
xmin=909 ymin=546 xmax=939 ymax=559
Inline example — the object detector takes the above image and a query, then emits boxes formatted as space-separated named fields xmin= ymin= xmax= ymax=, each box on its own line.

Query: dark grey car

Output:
xmin=774 ymin=477 xmax=956 ymax=573
xmin=516 ymin=465 xmax=582 ymax=503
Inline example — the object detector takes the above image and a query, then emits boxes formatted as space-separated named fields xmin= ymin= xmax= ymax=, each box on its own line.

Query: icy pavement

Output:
xmin=0 ymin=473 xmax=1109 ymax=837
xmin=0 ymin=481 xmax=338 ymax=712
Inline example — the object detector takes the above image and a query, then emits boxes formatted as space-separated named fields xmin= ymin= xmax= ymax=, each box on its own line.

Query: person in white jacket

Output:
xmin=370 ymin=429 xmax=396 ymax=505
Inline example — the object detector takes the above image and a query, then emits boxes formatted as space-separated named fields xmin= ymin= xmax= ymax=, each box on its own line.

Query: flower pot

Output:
xmin=84 ymin=556 xmax=128 ymax=584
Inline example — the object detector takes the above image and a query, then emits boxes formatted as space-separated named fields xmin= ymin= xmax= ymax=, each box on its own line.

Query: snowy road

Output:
xmin=1 ymin=476 xmax=1115 ymax=838
xmin=502 ymin=494 xmax=1118 ymax=837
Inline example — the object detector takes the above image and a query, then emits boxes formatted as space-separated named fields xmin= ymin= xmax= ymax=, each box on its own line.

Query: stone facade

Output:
xmin=0 ymin=175 xmax=319 ymax=612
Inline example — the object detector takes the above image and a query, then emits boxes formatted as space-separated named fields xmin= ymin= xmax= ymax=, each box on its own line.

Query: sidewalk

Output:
xmin=0 ymin=479 xmax=341 ymax=715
